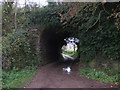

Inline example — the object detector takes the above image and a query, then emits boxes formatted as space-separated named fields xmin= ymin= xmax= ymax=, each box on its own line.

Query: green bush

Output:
xmin=2 ymin=28 xmax=41 ymax=71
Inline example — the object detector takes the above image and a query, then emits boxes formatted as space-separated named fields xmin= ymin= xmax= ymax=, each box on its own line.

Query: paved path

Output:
xmin=23 ymin=62 xmax=117 ymax=88
xmin=62 ymin=54 xmax=75 ymax=60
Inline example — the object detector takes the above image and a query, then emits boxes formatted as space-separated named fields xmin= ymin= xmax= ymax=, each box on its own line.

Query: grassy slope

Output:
xmin=2 ymin=67 xmax=36 ymax=88
xmin=79 ymin=68 xmax=118 ymax=84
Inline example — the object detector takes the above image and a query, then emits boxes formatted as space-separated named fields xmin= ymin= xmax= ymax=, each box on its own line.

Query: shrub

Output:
xmin=2 ymin=28 xmax=40 ymax=71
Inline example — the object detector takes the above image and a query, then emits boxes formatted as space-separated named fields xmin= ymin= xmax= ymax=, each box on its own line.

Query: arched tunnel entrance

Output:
xmin=39 ymin=25 xmax=79 ymax=64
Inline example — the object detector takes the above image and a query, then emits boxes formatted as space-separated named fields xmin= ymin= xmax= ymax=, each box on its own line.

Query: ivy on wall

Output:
xmin=29 ymin=2 xmax=120 ymax=61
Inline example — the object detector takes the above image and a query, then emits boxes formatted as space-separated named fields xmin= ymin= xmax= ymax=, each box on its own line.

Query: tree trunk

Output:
xmin=24 ymin=0 xmax=26 ymax=16
xmin=15 ymin=0 xmax=17 ymax=30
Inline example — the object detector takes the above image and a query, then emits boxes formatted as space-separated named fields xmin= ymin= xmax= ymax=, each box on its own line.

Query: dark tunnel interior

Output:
xmin=39 ymin=25 xmax=71 ymax=63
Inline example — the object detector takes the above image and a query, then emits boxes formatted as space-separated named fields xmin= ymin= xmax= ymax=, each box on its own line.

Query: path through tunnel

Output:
xmin=39 ymin=25 xmax=79 ymax=64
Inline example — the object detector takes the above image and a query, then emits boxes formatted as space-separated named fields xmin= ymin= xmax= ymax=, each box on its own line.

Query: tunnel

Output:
xmin=39 ymin=25 xmax=73 ymax=63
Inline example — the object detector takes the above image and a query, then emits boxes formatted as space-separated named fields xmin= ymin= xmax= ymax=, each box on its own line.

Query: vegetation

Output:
xmin=2 ymin=2 xmax=41 ymax=70
xmin=59 ymin=2 xmax=120 ymax=61
xmin=79 ymin=68 xmax=119 ymax=84
xmin=2 ymin=2 xmax=41 ymax=88
xmin=1 ymin=1 xmax=119 ymax=88
xmin=2 ymin=66 xmax=36 ymax=88
xmin=62 ymin=51 xmax=74 ymax=57
xmin=30 ymin=2 xmax=120 ymax=61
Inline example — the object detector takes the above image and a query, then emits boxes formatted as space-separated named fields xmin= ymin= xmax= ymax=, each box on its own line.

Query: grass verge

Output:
xmin=62 ymin=51 xmax=74 ymax=57
xmin=2 ymin=66 xmax=36 ymax=88
xmin=79 ymin=68 xmax=119 ymax=85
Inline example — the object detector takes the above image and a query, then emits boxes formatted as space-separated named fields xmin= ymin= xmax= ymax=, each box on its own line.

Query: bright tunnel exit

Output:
xmin=61 ymin=37 xmax=79 ymax=60
xmin=61 ymin=37 xmax=79 ymax=74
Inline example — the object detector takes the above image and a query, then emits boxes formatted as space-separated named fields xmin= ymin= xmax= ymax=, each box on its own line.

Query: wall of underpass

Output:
xmin=39 ymin=25 xmax=69 ymax=63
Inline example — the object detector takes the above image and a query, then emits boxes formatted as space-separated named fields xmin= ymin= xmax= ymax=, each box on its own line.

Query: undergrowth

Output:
xmin=79 ymin=68 xmax=119 ymax=85
xmin=2 ymin=66 xmax=36 ymax=88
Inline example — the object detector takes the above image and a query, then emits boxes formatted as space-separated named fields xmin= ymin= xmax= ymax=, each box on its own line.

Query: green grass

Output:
xmin=62 ymin=51 xmax=74 ymax=57
xmin=2 ymin=66 xmax=36 ymax=88
xmin=79 ymin=68 xmax=119 ymax=84
xmin=63 ymin=48 xmax=77 ymax=53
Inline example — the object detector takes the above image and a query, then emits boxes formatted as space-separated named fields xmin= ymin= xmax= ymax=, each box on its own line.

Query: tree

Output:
xmin=2 ymin=1 xmax=14 ymax=35
xmin=15 ymin=0 xmax=17 ymax=30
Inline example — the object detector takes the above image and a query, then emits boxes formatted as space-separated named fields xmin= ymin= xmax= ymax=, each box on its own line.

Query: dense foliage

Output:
xmin=2 ymin=2 xmax=41 ymax=71
xmin=58 ymin=2 xmax=120 ymax=61
xmin=2 ymin=1 xmax=119 ymax=72
xmin=30 ymin=2 xmax=120 ymax=61
xmin=2 ymin=1 xmax=119 ymax=88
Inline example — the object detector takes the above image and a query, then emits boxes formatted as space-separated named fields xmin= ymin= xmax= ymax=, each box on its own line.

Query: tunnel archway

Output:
xmin=39 ymin=25 xmax=73 ymax=63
